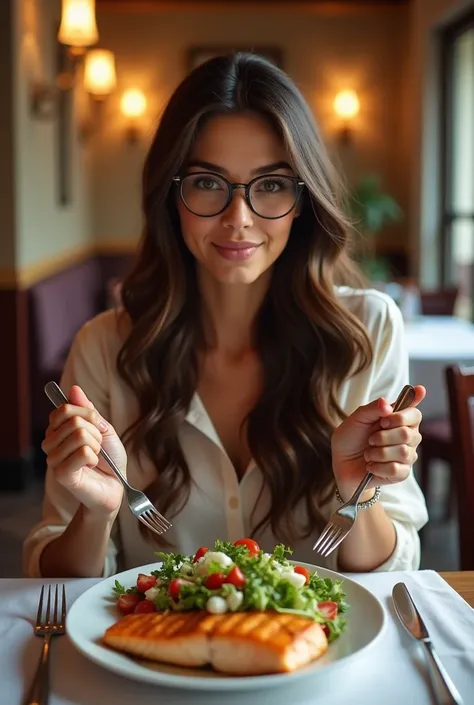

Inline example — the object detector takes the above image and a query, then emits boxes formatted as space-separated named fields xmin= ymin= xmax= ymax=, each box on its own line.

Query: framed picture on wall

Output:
xmin=187 ymin=46 xmax=283 ymax=73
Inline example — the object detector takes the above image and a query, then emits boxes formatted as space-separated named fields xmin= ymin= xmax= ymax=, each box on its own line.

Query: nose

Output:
xmin=220 ymin=189 xmax=254 ymax=230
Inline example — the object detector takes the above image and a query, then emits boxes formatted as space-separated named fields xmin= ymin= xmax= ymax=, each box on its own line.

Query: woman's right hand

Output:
xmin=41 ymin=385 xmax=126 ymax=517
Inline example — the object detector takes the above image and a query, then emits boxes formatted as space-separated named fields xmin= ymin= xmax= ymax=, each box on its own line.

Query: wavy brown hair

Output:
xmin=117 ymin=52 xmax=372 ymax=545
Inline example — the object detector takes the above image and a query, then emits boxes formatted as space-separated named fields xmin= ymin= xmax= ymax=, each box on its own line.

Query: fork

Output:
xmin=44 ymin=380 xmax=172 ymax=537
xmin=313 ymin=384 xmax=416 ymax=557
xmin=26 ymin=584 xmax=66 ymax=705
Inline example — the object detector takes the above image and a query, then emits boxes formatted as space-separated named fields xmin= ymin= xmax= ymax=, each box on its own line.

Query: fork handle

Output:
xmin=25 ymin=633 xmax=51 ymax=705
xmin=44 ymin=381 xmax=133 ymax=491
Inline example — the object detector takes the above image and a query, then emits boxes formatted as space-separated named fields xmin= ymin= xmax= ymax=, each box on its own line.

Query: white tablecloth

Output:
xmin=406 ymin=316 xmax=474 ymax=418
xmin=1 ymin=570 xmax=473 ymax=705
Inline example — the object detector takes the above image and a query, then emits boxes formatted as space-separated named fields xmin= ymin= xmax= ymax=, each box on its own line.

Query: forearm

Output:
xmin=40 ymin=505 xmax=116 ymax=578
xmin=336 ymin=490 xmax=396 ymax=572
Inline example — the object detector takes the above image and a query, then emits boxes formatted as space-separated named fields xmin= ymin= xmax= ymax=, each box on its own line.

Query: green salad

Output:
xmin=113 ymin=538 xmax=348 ymax=642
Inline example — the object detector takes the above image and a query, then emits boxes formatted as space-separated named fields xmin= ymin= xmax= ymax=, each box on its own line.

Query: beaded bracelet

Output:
xmin=335 ymin=485 xmax=381 ymax=510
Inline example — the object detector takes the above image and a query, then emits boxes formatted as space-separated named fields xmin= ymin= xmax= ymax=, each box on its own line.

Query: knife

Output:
xmin=392 ymin=582 xmax=463 ymax=705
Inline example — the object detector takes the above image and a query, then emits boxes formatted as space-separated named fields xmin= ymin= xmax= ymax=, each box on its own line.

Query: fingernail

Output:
xmin=368 ymin=436 xmax=375 ymax=445
xmin=99 ymin=421 xmax=108 ymax=432
xmin=380 ymin=418 xmax=389 ymax=428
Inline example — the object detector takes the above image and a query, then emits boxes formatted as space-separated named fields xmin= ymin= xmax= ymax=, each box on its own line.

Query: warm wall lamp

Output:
xmin=120 ymin=89 xmax=148 ymax=143
xmin=333 ymin=89 xmax=360 ymax=145
xmin=31 ymin=0 xmax=116 ymax=119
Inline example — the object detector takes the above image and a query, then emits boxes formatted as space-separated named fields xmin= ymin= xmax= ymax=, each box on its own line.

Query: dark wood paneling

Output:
xmin=0 ymin=288 xmax=30 ymax=456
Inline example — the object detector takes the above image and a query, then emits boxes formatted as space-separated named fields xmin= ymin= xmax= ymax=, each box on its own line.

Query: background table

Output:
xmin=405 ymin=316 xmax=474 ymax=419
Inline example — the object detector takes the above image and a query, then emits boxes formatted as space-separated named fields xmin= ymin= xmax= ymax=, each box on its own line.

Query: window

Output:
xmin=440 ymin=10 xmax=474 ymax=320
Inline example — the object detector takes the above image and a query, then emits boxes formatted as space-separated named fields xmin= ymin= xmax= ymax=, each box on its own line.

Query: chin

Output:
xmin=211 ymin=263 xmax=267 ymax=285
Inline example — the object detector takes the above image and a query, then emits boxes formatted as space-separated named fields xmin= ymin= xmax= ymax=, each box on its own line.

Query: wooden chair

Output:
xmin=445 ymin=364 xmax=474 ymax=570
xmin=420 ymin=287 xmax=458 ymax=316
xmin=419 ymin=417 xmax=454 ymax=520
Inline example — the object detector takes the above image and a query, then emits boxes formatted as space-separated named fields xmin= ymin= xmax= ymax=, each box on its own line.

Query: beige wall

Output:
xmin=409 ymin=0 xmax=473 ymax=286
xmin=91 ymin=3 xmax=410 ymax=252
xmin=12 ymin=0 xmax=92 ymax=272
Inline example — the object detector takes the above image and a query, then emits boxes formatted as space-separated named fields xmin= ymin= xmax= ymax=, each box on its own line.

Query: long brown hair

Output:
xmin=117 ymin=52 xmax=372 ymax=544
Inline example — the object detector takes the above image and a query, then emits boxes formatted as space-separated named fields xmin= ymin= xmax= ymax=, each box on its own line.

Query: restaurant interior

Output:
xmin=0 ymin=0 xmax=473 ymax=580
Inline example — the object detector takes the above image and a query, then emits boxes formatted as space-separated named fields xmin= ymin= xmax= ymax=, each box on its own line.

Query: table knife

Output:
xmin=392 ymin=582 xmax=463 ymax=705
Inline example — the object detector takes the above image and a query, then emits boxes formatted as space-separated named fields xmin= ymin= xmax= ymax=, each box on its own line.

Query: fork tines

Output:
xmin=312 ymin=525 xmax=346 ymax=556
xmin=36 ymin=584 xmax=67 ymax=632
xmin=139 ymin=510 xmax=172 ymax=536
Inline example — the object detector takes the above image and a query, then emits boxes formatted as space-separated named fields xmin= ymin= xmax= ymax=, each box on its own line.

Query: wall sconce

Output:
xmin=58 ymin=0 xmax=98 ymax=59
xmin=120 ymin=89 xmax=147 ymax=143
xmin=333 ymin=89 xmax=360 ymax=145
xmin=78 ymin=49 xmax=117 ymax=141
xmin=83 ymin=49 xmax=116 ymax=99
xmin=31 ymin=0 xmax=117 ymax=119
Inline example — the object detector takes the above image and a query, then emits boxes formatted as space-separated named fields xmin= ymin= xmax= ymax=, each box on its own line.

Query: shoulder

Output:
xmin=335 ymin=285 xmax=403 ymax=334
xmin=72 ymin=308 xmax=131 ymax=361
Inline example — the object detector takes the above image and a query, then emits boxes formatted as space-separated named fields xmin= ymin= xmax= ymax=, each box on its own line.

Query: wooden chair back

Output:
xmin=445 ymin=364 xmax=474 ymax=569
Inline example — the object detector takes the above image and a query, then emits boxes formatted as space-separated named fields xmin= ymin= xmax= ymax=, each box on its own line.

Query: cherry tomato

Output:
xmin=169 ymin=578 xmax=192 ymax=600
xmin=225 ymin=565 xmax=246 ymax=588
xmin=321 ymin=624 xmax=330 ymax=638
xmin=233 ymin=538 xmax=260 ymax=557
xmin=134 ymin=599 xmax=157 ymax=614
xmin=193 ymin=546 xmax=209 ymax=563
xmin=318 ymin=601 xmax=338 ymax=620
xmin=294 ymin=566 xmax=310 ymax=584
xmin=205 ymin=572 xmax=226 ymax=590
xmin=136 ymin=573 xmax=157 ymax=593
xmin=117 ymin=592 xmax=142 ymax=615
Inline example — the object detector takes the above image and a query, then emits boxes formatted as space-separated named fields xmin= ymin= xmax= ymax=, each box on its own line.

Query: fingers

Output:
xmin=380 ymin=406 xmax=422 ymax=430
xmin=369 ymin=425 xmax=422 ymax=448
xmin=45 ymin=427 xmax=101 ymax=471
xmin=43 ymin=415 xmax=103 ymax=451
xmin=48 ymin=403 xmax=107 ymax=434
xmin=364 ymin=461 xmax=412 ymax=483
xmin=364 ymin=443 xmax=418 ymax=467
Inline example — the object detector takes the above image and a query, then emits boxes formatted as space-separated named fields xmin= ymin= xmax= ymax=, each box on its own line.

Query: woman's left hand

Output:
xmin=331 ymin=385 xmax=426 ymax=502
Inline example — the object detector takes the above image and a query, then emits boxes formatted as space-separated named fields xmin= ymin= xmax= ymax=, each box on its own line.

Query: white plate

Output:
xmin=66 ymin=561 xmax=386 ymax=691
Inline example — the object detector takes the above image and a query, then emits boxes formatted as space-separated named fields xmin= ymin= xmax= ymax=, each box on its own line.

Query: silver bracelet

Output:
xmin=335 ymin=485 xmax=381 ymax=509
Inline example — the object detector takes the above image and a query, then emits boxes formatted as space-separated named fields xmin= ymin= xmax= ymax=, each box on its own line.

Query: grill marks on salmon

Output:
xmin=103 ymin=611 xmax=328 ymax=675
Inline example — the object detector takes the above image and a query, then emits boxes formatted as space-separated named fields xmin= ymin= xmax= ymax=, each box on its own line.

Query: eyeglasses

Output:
xmin=173 ymin=172 xmax=305 ymax=219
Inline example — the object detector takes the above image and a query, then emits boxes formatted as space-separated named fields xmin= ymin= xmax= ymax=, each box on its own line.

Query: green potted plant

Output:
xmin=348 ymin=174 xmax=403 ymax=283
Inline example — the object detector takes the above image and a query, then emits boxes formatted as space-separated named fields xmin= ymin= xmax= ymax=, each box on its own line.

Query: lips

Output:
xmin=212 ymin=241 xmax=262 ymax=262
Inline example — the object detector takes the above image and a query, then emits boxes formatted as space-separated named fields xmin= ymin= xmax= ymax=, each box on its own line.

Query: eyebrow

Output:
xmin=186 ymin=160 xmax=293 ymax=175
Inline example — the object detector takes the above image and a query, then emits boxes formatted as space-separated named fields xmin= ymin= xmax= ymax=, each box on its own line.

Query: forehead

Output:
xmin=188 ymin=113 xmax=290 ymax=173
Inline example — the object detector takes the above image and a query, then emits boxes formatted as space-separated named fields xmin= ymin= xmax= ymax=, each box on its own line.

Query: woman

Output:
xmin=23 ymin=53 xmax=428 ymax=579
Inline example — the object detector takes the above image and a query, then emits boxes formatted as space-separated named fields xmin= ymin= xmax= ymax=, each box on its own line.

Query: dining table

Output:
xmin=1 ymin=569 xmax=473 ymax=705
xmin=405 ymin=315 xmax=474 ymax=419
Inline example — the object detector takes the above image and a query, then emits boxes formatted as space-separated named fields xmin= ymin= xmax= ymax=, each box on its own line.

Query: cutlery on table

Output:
xmin=44 ymin=380 xmax=172 ymax=538
xmin=392 ymin=582 xmax=463 ymax=705
xmin=26 ymin=584 xmax=66 ymax=705
xmin=313 ymin=384 xmax=416 ymax=556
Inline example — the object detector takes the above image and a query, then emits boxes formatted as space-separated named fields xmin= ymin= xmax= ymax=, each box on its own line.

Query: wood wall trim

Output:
xmin=0 ymin=239 xmax=139 ymax=291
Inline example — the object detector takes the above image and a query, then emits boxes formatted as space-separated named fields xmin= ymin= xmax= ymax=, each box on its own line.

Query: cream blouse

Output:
xmin=23 ymin=287 xmax=428 ymax=577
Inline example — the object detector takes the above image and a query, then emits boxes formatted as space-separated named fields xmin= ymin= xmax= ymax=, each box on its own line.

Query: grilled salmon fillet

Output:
xmin=103 ymin=611 xmax=328 ymax=675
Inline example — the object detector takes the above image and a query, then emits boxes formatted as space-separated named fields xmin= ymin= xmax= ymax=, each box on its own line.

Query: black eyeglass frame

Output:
xmin=172 ymin=172 xmax=305 ymax=219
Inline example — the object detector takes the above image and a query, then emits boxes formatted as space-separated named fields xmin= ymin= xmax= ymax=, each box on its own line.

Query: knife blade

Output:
xmin=392 ymin=582 xmax=463 ymax=705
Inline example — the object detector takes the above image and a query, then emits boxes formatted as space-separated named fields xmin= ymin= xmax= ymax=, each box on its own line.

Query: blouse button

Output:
xmin=228 ymin=496 xmax=239 ymax=510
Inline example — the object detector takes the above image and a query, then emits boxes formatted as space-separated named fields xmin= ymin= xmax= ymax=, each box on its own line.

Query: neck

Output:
xmin=198 ymin=268 xmax=271 ymax=355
